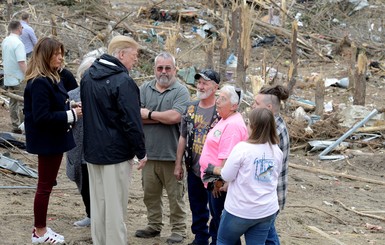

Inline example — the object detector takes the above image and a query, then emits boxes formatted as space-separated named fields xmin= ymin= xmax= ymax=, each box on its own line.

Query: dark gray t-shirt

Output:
xmin=181 ymin=105 xmax=216 ymax=176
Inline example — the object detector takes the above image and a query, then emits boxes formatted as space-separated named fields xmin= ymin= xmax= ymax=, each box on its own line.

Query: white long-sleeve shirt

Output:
xmin=221 ymin=141 xmax=283 ymax=219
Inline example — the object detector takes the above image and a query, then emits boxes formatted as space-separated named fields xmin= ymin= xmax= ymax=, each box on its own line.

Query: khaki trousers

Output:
xmin=142 ymin=160 xmax=187 ymax=236
xmin=88 ymin=160 xmax=133 ymax=245
xmin=7 ymin=85 xmax=24 ymax=130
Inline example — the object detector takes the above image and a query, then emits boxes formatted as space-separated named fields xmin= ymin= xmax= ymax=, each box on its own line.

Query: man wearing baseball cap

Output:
xmin=174 ymin=68 xmax=220 ymax=245
xmin=194 ymin=69 xmax=220 ymax=85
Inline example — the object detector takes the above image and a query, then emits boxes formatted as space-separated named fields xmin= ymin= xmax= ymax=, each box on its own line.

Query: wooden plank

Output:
xmin=307 ymin=226 xmax=346 ymax=245
xmin=289 ymin=163 xmax=385 ymax=185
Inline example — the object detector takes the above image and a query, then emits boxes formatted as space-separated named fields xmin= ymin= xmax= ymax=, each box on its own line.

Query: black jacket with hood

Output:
xmin=80 ymin=53 xmax=146 ymax=164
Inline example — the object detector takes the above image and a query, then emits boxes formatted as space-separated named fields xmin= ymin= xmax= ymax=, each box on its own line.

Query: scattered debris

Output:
xmin=0 ymin=153 xmax=37 ymax=178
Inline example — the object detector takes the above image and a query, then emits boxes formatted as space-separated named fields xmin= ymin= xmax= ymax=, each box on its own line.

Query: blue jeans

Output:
xmin=217 ymin=210 xmax=276 ymax=245
xmin=207 ymin=185 xmax=226 ymax=245
xmin=187 ymin=170 xmax=210 ymax=245
xmin=265 ymin=213 xmax=280 ymax=245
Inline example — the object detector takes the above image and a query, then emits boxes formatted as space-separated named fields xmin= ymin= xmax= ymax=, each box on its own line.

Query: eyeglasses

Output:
xmin=235 ymin=87 xmax=241 ymax=104
xmin=156 ymin=66 xmax=173 ymax=72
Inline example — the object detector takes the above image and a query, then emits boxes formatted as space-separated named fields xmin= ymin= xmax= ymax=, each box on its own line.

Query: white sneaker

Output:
xmin=31 ymin=227 xmax=65 ymax=244
xmin=73 ymin=217 xmax=91 ymax=227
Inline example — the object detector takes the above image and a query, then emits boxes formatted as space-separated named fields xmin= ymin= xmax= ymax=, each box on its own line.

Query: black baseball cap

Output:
xmin=194 ymin=69 xmax=220 ymax=84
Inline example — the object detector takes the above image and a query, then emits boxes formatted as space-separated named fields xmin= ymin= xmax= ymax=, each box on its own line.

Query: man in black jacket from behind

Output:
xmin=80 ymin=35 xmax=147 ymax=245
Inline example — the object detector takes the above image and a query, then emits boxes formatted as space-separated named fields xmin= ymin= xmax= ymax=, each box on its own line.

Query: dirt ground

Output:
xmin=1 ymin=0 xmax=385 ymax=244
xmin=1 ymin=99 xmax=385 ymax=245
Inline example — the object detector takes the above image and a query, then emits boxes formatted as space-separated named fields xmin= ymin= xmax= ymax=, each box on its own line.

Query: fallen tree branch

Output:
xmin=307 ymin=226 xmax=346 ymax=245
xmin=289 ymin=163 xmax=385 ymax=185
xmin=356 ymin=125 xmax=385 ymax=133
xmin=46 ymin=10 xmax=98 ymax=36
xmin=287 ymin=205 xmax=347 ymax=225
xmin=334 ymin=200 xmax=385 ymax=222
xmin=0 ymin=88 xmax=24 ymax=102
xmin=254 ymin=19 xmax=330 ymax=62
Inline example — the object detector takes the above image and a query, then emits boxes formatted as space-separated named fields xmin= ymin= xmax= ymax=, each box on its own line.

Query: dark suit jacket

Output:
xmin=59 ymin=68 xmax=78 ymax=92
xmin=24 ymin=76 xmax=75 ymax=155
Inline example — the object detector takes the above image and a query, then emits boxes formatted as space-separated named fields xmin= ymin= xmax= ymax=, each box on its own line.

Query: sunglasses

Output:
xmin=235 ymin=87 xmax=241 ymax=104
xmin=156 ymin=66 xmax=173 ymax=72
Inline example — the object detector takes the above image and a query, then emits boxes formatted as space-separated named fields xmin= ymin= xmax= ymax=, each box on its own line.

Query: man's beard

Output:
xmin=197 ymin=88 xmax=213 ymax=100
xmin=157 ymin=75 xmax=174 ymax=87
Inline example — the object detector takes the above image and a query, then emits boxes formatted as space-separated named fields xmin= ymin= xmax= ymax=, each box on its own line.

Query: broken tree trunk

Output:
xmin=353 ymin=52 xmax=367 ymax=105
xmin=348 ymin=42 xmax=358 ymax=91
xmin=219 ymin=11 xmax=229 ymax=83
xmin=6 ymin=0 xmax=13 ymax=21
xmin=236 ymin=3 xmax=252 ymax=92
xmin=281 ymin=0 xmax=286 ymax=28
xmin=236 ymin=6 xmax=244 ymax=91
xmin=314 ymin=76 xmax=324 ymax=116
xmin=287 ymin=20 xmax=298 ymax=95
xmin=51 ymin=14 xmax=57 ymax=36
xmin=230 ymin=4 xmax=240 ymax=56
xmin=205 ymin=39 xmax=215 ymax=69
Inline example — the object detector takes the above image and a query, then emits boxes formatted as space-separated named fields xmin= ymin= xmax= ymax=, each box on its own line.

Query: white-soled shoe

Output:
xmin=73 ymin=217 xmax=91 ymax=227
xmin=31 ymin=227 xmax=64 ymax=244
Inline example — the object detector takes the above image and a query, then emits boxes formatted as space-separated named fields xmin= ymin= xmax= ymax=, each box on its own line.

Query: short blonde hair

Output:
xmin=107 ymin=35 xmax=139 ymax=55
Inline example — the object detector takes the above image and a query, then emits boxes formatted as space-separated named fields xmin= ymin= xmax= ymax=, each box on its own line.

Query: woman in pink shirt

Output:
xmin=199 ymin=85 xmax=248 ymax=245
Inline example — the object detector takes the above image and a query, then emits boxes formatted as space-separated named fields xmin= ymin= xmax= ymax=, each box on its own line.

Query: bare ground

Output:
xmin=1 ymin=95 xmax=385 ymax=245
xmin=1 ymin=0 xmax=385 ymax=244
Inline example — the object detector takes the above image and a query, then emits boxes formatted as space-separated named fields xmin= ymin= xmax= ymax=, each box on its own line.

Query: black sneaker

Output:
xmin=188 ymin=240 xmax=208 ymax=245
xmin=135 ymin=227 xmax=160 ymax=238
xmin=166 ymin=233 xmax=184 ymax=244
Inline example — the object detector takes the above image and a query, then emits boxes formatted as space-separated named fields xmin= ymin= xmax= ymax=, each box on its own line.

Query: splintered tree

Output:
xmin=287 ymin=20 xmax=298 ymax=96
xmin=353 ymin=51 xmax=368 ymax=105
xmin=231 ymin=0 xmax=254 ymax=92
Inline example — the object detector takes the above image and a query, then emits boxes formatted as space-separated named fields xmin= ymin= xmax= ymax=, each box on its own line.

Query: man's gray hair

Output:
xmin=154 ymin=52 xmax=176 ymax=67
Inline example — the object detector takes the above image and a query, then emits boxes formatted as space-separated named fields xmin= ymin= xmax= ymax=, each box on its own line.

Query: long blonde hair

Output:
xmin=24 ymin=37 xmax=64 ymax=83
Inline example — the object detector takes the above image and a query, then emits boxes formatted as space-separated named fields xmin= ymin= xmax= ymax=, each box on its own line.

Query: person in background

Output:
xmin=81 ymin=35 xmax=147 ymax=245
xmin=174 ymin=69 xmax=220 ymax=245
xmin=1 ymin=20 xmax=27 ymax=134
xmin=136 ymin=52 xmax=190 ymax=244
xmin=253 ymin=85 xmax=290 ymax=245
xmin=20 ymin=12 xmax=38 ymax=58
xmin=66 ymin=56 xmax=96 ymax=228
xmin=24 ymin=37 xmax=82 ymax=244
xmin=199 ymin=84 xmax=248 ymax=245
xmin=204 ymin=108 xmax=283 ymax=245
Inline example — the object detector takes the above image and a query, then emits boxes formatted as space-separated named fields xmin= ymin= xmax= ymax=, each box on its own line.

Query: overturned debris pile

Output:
xmin=285 ymin=112 xmax=347 ymax=147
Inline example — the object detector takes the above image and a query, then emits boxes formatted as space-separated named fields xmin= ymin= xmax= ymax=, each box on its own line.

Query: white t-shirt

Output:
xmin=221 ymin=141 xmax=283 ymax=219
xmin=1 ymin=33 xmax=26 ymax=86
